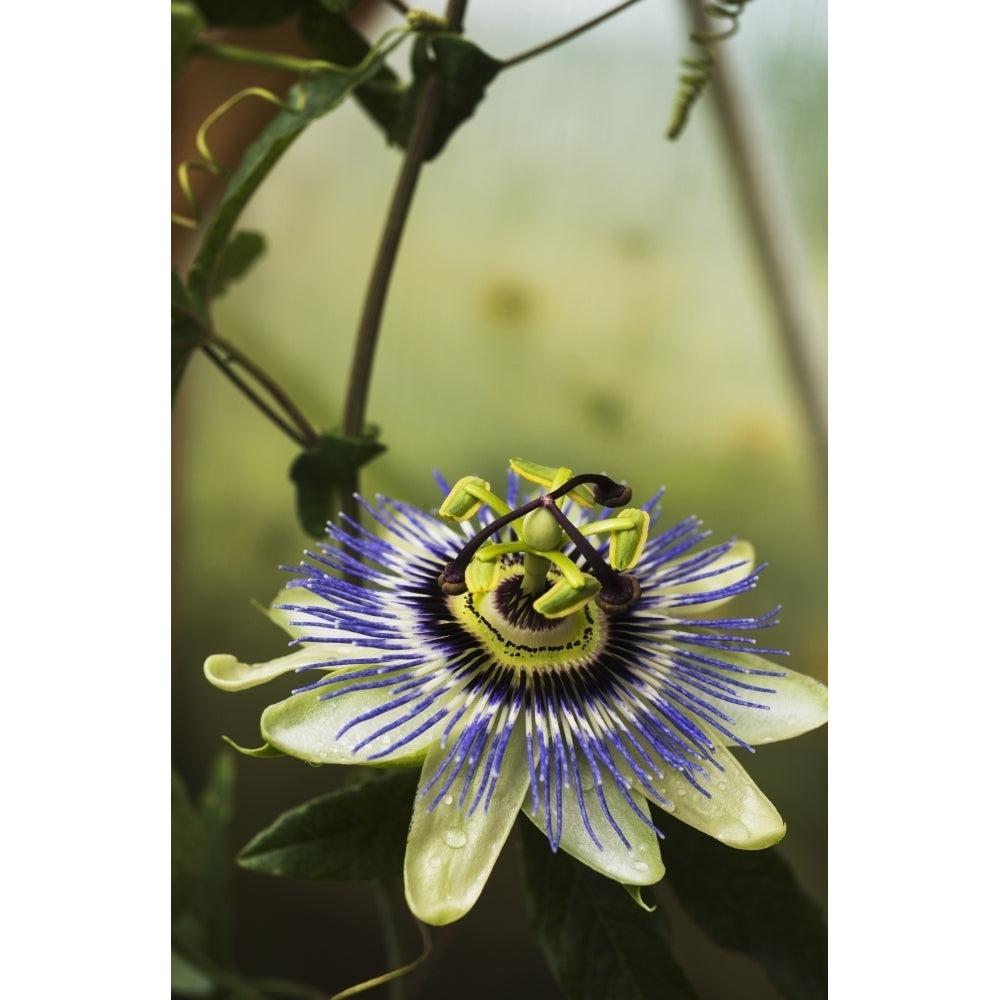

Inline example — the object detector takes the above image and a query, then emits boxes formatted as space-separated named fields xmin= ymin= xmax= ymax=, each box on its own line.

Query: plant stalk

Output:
xmin=681 ymin=0 xmax=827 ymax=483
xmin=338 ymin=0 xmax=469 ymax=523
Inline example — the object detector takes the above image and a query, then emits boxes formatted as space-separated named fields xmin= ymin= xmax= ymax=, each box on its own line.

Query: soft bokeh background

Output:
xmin=173 ymin=1 xmax=827 ymax=996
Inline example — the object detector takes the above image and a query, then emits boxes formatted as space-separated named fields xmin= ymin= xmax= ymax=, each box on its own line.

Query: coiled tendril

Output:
xmin=666 ymin=0 xmax=753 ymax=141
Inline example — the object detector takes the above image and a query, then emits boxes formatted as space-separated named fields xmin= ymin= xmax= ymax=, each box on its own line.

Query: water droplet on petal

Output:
xmin=715 ymin=820 xmax=750 ymax=844
xmin=443 ymin=828 xmax=467 ymax=849
xmin=428 ymin=855 xmax=442 ymax=870
xmin=443 ymin=794 xmax=454 ymax=805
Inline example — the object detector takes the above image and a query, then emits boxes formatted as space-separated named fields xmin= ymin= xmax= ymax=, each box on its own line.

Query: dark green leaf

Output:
xmin=657 ymin=809 xmax=827 ymax=1000
xmin=171 ymin=948 xmax=216 ymax=997
xmin=238 ymin=769 xmax=419 ymax=880
xmin=389 ymin=34 xmax=502 ymax=161
xmin=172 ymin=271 xmax=207 ymax=400
xmin=289 ymin=429 xmax=386 ymax=537
xmin=172 ymin=1 xmax=207 ymax=80
xmin=186 ymin=35 xmax=403 ymax=308
xmin=319 ymin=0 xmax=366 ymax=13
xmin=198 ymin=753 xmax=237 ymax=965
xmin=172 ymin=770 xmax=208 ymax=921
xmin=298 ymin=1 xmax=404 ymax=133
xmin=520 ymin=819 xmax=699 ymax=1000
xmin=213 ymin=231 xmax=267 ymax=298
xmin=196 ymin=0 xmax=302 ymax=29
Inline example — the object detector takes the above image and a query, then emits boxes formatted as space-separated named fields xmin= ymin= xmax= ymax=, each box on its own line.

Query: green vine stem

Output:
xmin=338 ymin=0 xmax=469 ymax=526
xmin=206 ymin=331 xmax=320 ymax=447
xmin=190 ymin=41 xmax=340 ymax=76
xmin=680 ymin=0 xmax=828 ymax=483
xmin=173 ymin=300 xmax=319 ymax=445
xmin=501 ymin=0 xmax=645 ymax=69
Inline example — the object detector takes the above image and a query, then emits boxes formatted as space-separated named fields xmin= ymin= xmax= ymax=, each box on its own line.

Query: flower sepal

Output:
xmin=221 ymin=735 xmax=287 ymax=759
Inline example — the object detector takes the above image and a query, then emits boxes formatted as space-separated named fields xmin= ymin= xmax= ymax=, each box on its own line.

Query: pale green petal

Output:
xmin=704 ymin=652 xmax=828 ymax=746
xmin=665 ymin=540 xmax=756 ymax=611
xmin=404 ymin=719 xmax=530 ymax=925
xmin=523 ymin=764 xmax=664 ymax=885
xmin=204 ymin=647 xmax=321 ymax=692
xmin=651 ymin=743 xmax=785 ymax=849
xmin=266 ymin=587 xmax=343 ymax=640
xmin=261 ymin=679 xmax=438 ymax=767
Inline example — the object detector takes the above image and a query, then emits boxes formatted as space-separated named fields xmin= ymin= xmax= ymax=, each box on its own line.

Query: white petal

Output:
xmin=663 ymin=540 xmax=756 ymax=611
xmin=404 ymin=718 xmax=530 ymax=925
xmin=204 ymin=647 xmax=320 ymax=692
xmin=697 ymin=652 xmax=828 ymax=746
xmin=522 ymin=760 xmax=664 ymax=885
xmin=267 ymin=587 xmax=348 ymax=641
xmin=261 ymin=677 xmax=440 ymax=767
xmin=651 ymin=743 xmax=785 ymax=849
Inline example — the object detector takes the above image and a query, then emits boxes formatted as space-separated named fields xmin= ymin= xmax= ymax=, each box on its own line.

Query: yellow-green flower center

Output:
xmin=448 ymin=565 xmax=606 ymax=673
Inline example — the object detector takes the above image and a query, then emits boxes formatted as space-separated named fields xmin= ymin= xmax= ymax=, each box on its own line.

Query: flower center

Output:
xmin=449 ymin=565 xmax=605 ymax=673
xmin=436 ymin=461 xmax=647 ymax=620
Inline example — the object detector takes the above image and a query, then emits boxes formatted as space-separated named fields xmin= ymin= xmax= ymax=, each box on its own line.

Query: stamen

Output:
xmin=539 ymin=497 xmax=642 ymax=615
xmin=437 ymin=472 xmax=634 ymax=596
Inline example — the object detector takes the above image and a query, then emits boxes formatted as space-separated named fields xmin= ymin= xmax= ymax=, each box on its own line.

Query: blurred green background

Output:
xmin=173 ymin=1 xmax=827 ymax=996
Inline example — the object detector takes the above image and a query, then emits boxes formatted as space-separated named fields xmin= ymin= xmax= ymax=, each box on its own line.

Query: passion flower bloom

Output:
xmin=205 ymin=459 xmax=827 ymax=925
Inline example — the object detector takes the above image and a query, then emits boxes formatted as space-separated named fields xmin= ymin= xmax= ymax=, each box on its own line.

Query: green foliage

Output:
xmin=171 ymin=754 xmax=238 ymax=995
xmin=389 ymin=34 xmax=502 ymax=160
xmin=319 ymin=0 xmax=366 ymax=13
xmin=213 ymin=231 xmax=268 ymax=299
xmin=520 ymin=819 xmax=699 ymax=1000
xmin=186 ymin=35 xmax=404 ymax=311
xmin=657 ymin=808 xmax=827 ymax=999
xmin=298 ymin=1 xmax=404 ymax=133
xmin=239 ymin=769 xmax=419 ymax=880
xmin=172 ymin=270 xmax=207 ymax=399
xmin=196 ymin=0 xmax=302 ymax=29
xmin=172 ymin=1 xmax=207 ymax=80
xmin=289 ymin=429 xmax=386 ymax=537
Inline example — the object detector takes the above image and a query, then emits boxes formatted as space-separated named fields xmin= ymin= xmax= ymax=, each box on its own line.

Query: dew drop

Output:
xmin=443 ymin=828 xmax=468 ymax=849
xmin=675 ymin=787 xmax=687 ymax=798
xmin=714 ymin=820 xmax=749 ymax=844
xmin=443 ymin=794 xmax=454 ymax=806
xmin=428 ymin=855 xmax=442 ymax=870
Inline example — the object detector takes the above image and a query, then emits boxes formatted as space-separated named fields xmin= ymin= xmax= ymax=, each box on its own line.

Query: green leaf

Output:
xmin=298 ymin=1 xmax=404 ymax=134
xmin=238 ymin=769 xmax=419 ymax=880
xmin=195 ymin=0 xmax=301 ymax=29
xmin=198 ymin=752 xmax=237 ymax=965
xmin=170 ymin=948 xmax=216 ymax=997
xmin=171 ymin=271 xmax=207 ymax=400
xmin=172 ymin=2 xmax=206 ymax=80
xmin=389 ymin=34 xmax=502 ymax=161
xmin=289 ymin=429 xmax=386 ymax=537
xmin=172 ymin=754 xmax=238 ymax=973
xmin=520 ymin=819 xmax=699 ymax=1000
xmin=657 ymin=808 xmax=827 ymax=1000
xmin=172 ymin=770 xmax=208 ymax=922
xmin=213 ymin=231 xmax=267 ymax=299
xmin=186 ymin=31 xmax=405 ymax=308
xmin=319 ymin=0 xmax=366 ymax=13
